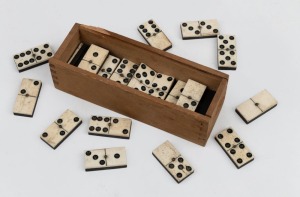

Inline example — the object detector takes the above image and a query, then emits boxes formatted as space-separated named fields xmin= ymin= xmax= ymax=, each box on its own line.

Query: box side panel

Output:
xmin=49 ymin=59 xmax=210 ymax=146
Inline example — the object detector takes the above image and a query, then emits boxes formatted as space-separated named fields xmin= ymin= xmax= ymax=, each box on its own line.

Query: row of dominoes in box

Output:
xmin=13 ymin=78 xmax=277 ymax=125
xmin=68 ymin=43 xmax=208 ymax=112
xmin=138 ymin=19 xmax=237 ymax=70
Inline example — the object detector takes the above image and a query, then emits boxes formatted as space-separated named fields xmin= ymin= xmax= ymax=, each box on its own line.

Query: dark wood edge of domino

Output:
xmin=235 ymin=104 xmax=277 ymax=124
xmin=137 ymin=30 xmax=172 ymax=51
xmin=152 ymin=153 xmax=194 ymax=184
xmin=85 ymin=165 xmax=127 ymax=172
xmin=17 ymin=61 xmax=49 ymax=73
xmin=88 ymin=132 xmax=130 ymax=139
xmin=13 ymin=83 xmax=43 ymax=118
xmin=69 ymin=43 xmax=90 ymax=66
xmin=181 ymin=30 xmax=218 ymax=40
xmin=40 ymin=120 xmax=82 ymax=149
xmin=215 ymin=137 xmax=254 ymax=169
xmin=218 ymin=66 xmax=237 ymax=71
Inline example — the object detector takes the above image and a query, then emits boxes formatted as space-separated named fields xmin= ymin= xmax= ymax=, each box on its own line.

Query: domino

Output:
xmin=198 ymin=19 xmax=219 ymax=38
xmin=181 ymin=19 xmax=219 ymax=39
xmin=81 ymin=44 xmax=109 ymax=66
xmin=68 ymin=43 xmax=90 ymax=66
xmin=152 ymin=141 xmax=194 ymax=183
xmin=88 ymin=116 xmax=132 ymax=139
xmin=180 ymin=21 xmax=201 ymax=39
xmin=40 ymin=109 xmax=82 ymax=149
xmin=133 ymin=63 xmax=156 ymax=86
xmin=149 ymin=73 xmax=175 ymax=99
xmin=218 ymin=35 xmax=237 ymax=70
xmin=165 ymin=80 xmax=186 ymax=104
xmin=236 ymin=89 xmax=277 ymax=124
xmin=218 ymin=35 xmax=236 ymax=51
xmin=110 ymin=59 xmax=139 ymax=85
xmin=215 ymin=128 xmax=254 ymax=169
xmin=148 ymin=89 xmax=168 ymax=99
xmin=85 ymin=147 xmax=127 ymax=171
xmin=176 ymin=79 xmax=206 ymax=111
xmin=98 ymin=55 xmax=120 ymax=78
xmin=218 ymin=50 xmax=237 ymax=70
xmin=78 ymin=60 xmax=101 ymax=74
xmin=176 ymin=96 xmax=199 ymax=111
xmin=138 ymin=19 xmax=172 ymax=51
xmin=13 ymin=78 xmax=42 ymax=117
xmin=13 ymin=43 xmax=54 ymax=72
xmin=127 ymin=77 xmax=150 ymax=93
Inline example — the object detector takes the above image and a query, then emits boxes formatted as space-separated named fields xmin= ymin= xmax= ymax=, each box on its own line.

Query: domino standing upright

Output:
xmin=181 ymin=19 xmax=219 ymax=39
xmin=152 ymin=141 xmax=194 ymax=183
xmin=13 ymin=78 xmax=42 ymax=117
xmin=218 ymin=35 xmax=237 ymax=70
xmin=13 ymin=43 xmax=54 ymax=72
xmin=138 ymin=19 xmax=172 ymax=51
xmin=85 ymin=147 xmax=127 ymax=171
xmin=176 ymin=79 xmax=206 ymax=111
xmin=236 ymin=89 xmax=277 ymax=124
xmin=40 ymin=110 xmax=82 ymax=149
xmin=215 ymin=128 xmax=254 ymax=169
xmin=78 ymin=44 xmax=109 ymax=73
xmin=88 ymin=116 xmax=132 ymax=139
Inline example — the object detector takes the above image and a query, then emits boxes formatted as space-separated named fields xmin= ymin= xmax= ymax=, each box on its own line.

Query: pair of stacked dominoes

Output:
xmin=180 ymin=19 xmax=237 ymax=70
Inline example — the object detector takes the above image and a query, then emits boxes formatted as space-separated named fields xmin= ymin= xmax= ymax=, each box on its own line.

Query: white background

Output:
xmin=0 ymin=0 xmax=299 ymax=196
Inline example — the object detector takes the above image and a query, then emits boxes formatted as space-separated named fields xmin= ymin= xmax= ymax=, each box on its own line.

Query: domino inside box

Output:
xmin=49 ymin=23 xmax=229 ymax=146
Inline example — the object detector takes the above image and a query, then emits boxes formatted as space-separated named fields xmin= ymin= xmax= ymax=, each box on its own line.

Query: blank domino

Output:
xmin=236 ymin=89 xmax=277 ymax=124
xmin=152 ymin=141 xmax=194 ymax=183
xmin=40 ymin=110 xmax=82 ymax=149
xmin=13 ymin=78 xmax=42 ymax=117
xmin=138 ymin=19 xmax=172 ymax=51
xmin=88 ymin=116 xmax=132 ymax=139
xmin=85 ymin=147 xmax=127 ymax=171
xmin=215 ymin=128 xmax=254 ymax=169
xmin=13 ymin=43 xmax=54 ymax=72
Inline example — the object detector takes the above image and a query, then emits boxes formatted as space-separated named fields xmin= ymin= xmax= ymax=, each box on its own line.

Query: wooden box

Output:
xmin=49 ymin=23 xmax=229 ymax=146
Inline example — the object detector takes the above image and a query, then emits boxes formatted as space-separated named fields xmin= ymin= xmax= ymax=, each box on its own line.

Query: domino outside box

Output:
xmin=49 ymin=23 xmax=229 ymax=146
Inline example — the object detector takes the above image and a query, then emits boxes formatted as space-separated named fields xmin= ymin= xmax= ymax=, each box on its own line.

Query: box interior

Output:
xmin=56 ymin=24 xmax=226 ymax=117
